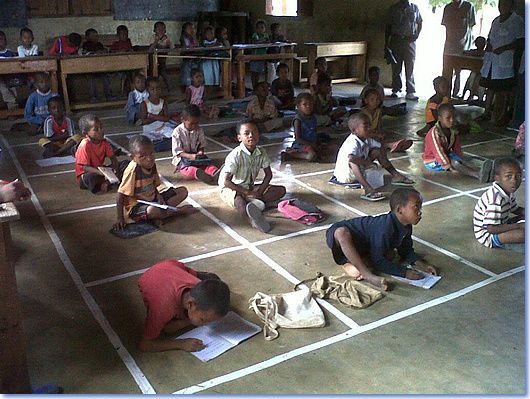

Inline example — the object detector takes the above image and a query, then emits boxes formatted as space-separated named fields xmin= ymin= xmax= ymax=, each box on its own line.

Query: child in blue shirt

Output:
xmin=24 ymin=72 xmax=58 ymax=134
xmin=124 ymin=73 xmax=148 ymax=125
xmin=326 ymin=188 xmax=437 ymax=291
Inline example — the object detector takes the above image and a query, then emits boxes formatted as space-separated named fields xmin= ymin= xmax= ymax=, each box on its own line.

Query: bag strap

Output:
xmin=249 ymin=293 xmax=279 ymax=341
xmin=294 ymin=272 xmax=324 ymax=291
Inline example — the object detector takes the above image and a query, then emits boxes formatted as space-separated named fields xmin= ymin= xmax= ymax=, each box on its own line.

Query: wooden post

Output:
xmin=60 ymin=71 xmax=71 ymax=114
xmin=236 ymin=50 xmax=246 ymax=99
xmin=152 ymin=51 xmax=159 ymax=78
xmin=221 ymin=55 xmax=233 ymax=100
xmin=0 ymin=203 xmax=31 ymax=394
xmin=306 ymin=45 xmax=317 ymax=86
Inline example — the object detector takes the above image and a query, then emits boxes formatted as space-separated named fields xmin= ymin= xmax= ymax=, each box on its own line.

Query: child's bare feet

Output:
xmin=365 ymin=274 xmax=390 ymax=291
xmin=343 ymin=263 xmax=363 ymax=280
xmin=176 ymin=204 xmax=199 ymax=216
xmin=99 ymin=181 xmax=109 ymax=194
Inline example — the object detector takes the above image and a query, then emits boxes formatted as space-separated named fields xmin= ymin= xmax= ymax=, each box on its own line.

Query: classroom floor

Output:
xmin=0 ymin=84 xmax=525 ymax=394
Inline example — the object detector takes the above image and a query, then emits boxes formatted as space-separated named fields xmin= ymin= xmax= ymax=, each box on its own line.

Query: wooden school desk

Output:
xmin=0 ymin=56 xmax=58 ymax=119
xmin=231 ymin=43 xmax=297 ymax=99
xmin=152 ymin=46 xmax=233 ymax=99
xmin=442 ymin=53 xmax=483 ymax=83
xmin=304 ymin=41 xmax=367 ymax=85
xmin=58 ymin=52 xmax=149 ymax=114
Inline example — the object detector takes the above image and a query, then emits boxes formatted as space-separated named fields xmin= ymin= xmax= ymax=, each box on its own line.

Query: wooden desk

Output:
xmin=0 ymin=56 xmax=58 ymax=120
xmin=443 ymin=53 xmax=483 ymax=82
xmin=232 ymin=42 xmax=296 ymax=99
xmin=152 ymin=46 xmax=233 ymax=99
xmin=0 ymin=202 xmax=31 ymax=393
xmin=58 ymin=52 xmax=149 ymax=113
xmin=305 ymin=41 xmax=367 ymax=85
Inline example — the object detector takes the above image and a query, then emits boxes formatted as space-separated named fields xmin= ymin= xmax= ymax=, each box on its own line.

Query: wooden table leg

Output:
xmin=221 ymin=59 xmax=232 ymax=100
xmin=60 ymin=72 xmax=71 ymax=115
xmin=152 ymin=52 xmax=159 ymax=78
xmin=50 ymin=71 xmax=59 ymax=94
xmin=236 ymin=53 xmax=246 ymax=99
xmin=306 ymin=46 xmax=317 ymax=86
xmin=442 ymin=55 xmax=453 ymax=83
xmin=0 ymin=221 xmax=31 ymax=394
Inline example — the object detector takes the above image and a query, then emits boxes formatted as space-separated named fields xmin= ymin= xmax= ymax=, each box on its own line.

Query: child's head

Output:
xmin=203 ymin=26 xmax=215 ymax=41
xmin=316 ymin=73 xmax=332 ymax=95
xmin=390 ymin=188 xmax=423 ymax=226
xmin=181 ymin=104 xmax=201 ymax=131
xmin=85 ymin=28 xmax=98 ymax=43
xmin=367 ymin=66 xmax=380 ymax=85
xmin=498 ymin=0 xmax=514 ymax=16
xmin=79 ymin=114 xmax=103 ymax=142
xmin=315 ymin=57 xmax=327 ymax=73
xmin=216 ymin=26 xmax=228 ymax=41
xmin=296 ymin=92 xmax=314 ymax=116
xmin=0 ymin=31 xmax=7 ymax=50
xmin=185 ymin=279 xmax=230 ymax=326
xmin=433 ymin=76 xmax=450 ymax=96
xmin=474 ymin=36 xmax=486 ymax=51
xmin=493 ymin=157 xmax=522 ymax=194
xmin=129 ymin=135 xmax=155 ymax=170
xmin=133 ymin=73 xmax=146 ymax=92
xmin=145 ymin=76 xmax=161 ymax=99
xmin=67 ymin=32 xmax=82 ymax=48
xmin=363 ymin=88 xmax=382 ymax=111
xmin=255 ymin=20 xmax=266 ymax=35
xmin=47 ymin=96 xmax=65 ymax=119
xmin=276 ymin=63 xmax=289 ymax=80
xmin=348 ymin=112 xmax=371 ymax=138
xmin=437 ymin=103 xmax=455 ymax=129
xmin=34 ymin=72 xmax=51 ymax=93
xmin=116 ymin=25 xmax=129 ymax=42
xmin=154 ymin=21 xmax=167 ymax=36
xmin=191 ymin=68 xmax=204 ymax=87
xmin=270 ymin=22 xmax=283 ymax=37
xmin=254 ymin=81 xmax=269 ymax=98
xmin=181 ymin=21 xmax=195 ymax=37
xmin=20 ymin=28 xmax=34 ymax=48
xmin=237 ymin=121 xmax=260 ymax=149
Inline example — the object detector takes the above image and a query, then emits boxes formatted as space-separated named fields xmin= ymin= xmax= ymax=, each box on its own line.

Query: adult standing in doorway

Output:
xmin=385 ymin=0 xmax=423 ymax=101
xmin=442 ymin=0 xmax=476 ymax=98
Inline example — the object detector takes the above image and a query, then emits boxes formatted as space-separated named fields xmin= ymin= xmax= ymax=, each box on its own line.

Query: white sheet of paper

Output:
xmin=262 ymin=130 xmax=292 ymax=140
xmin=36 ymin=155 xmax=76 ymax=167
xmin=393 ymin=271 xmax=441 ymax=289
xmin=98 ymin=167 xmax=119 ymax=184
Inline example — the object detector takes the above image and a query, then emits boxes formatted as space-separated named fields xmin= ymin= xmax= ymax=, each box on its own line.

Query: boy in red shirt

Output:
xmin=49 ymin=32 xmax=82 ymax=56
xmin=138 ymin=259 xmax=230 ymax=352
xmin=110 ymin=25 xmax=133 ymax=52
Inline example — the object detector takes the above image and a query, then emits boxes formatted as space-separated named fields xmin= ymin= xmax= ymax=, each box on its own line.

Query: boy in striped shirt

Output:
xmin=473 ymin=158 xmax=524 ymax=248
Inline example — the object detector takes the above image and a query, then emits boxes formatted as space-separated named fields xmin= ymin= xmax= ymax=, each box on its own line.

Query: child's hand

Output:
xmin=414 ymin=260 xmax=438 ymax=276
xmin=405 ymin=269 xmax=423 ymax=280
xmin=113 ymin=218 xmax=126 ymax=231
xmin=197 ymin=150 xmax=204 ymax=156
xmin=179 ymin=338 xmax=205 ymax=352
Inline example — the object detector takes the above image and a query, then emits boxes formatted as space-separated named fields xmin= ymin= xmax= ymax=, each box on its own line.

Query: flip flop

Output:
xmin=390 ymin=139 xmax=413 ymax=153
xmin=328 ymin=176 xmax=362 ymax=189
xmin=360 ymin=192 xmax=386 ymax=202
xmin=246 ymin=203 xmax=271 ymax=233
xmin=392 ymin=177 xmax=415 ymax=186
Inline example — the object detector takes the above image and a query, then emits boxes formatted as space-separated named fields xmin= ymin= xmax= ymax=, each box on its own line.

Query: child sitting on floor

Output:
xmin=110 ymin=25 xmax=133 ymax=52
xmin=82 ymin=28 xmax=115 ymax=103
xmin=270 ymin=63 xmax=295 ymax=110
xmin=49 ymin=32 xmax=82 ymax=56
xmin=310 ymin=57 xmax=327 ymax=95
xmin=219 ymin=121 xmax=286 ymax=233
xmin=416 ymin=76 xmax=451 ymax=137
xmin=138 ymin=258 xmax=230 ymax=352
xmin=140 ymin=77 xmax=177 ymax=141
xmin=18 ymin=27 xmax=39 ymax=57
xmin=250 ymin=20 xmax=270 ymax=89
xmin=360 ymin=66 xmax=385 ymax=102
xmin=360 ymin=88 xmax=412 ymax=153
xmin=24 ymin=72 xmax=57 ymax=134
xmin=281 ymin=93 xmax=336 ymax=163
xmin=422 ymin=103 xmax=492 ymax=182
xmin=172 ymin=105 xmax=219 ymax=185
xmin=39 ymin=96 xmax=81 ymax=158
xmin=114 ymin=135 xmax=196 ymax=230
xmin=326 ymin=188 xmax=437 ymax=291
xmin=473 ymin=157 xmax=524 ymax=249
xmin=75 ymin=114 xmax=121 ymax=194
xmin=149 ymin=21 xmax=172 ymax=90
xmin=246 ymin=81 xmax=283 ymax=132
xmin=125 ymin=73 xmax=148 ymax=125
xmin=331 ymin=113 xmax=415 ymax=201
xmin=185 ymin=69 xmax=220 ymax=119
xmin=313 ymin=74 xmax=347 ymax=126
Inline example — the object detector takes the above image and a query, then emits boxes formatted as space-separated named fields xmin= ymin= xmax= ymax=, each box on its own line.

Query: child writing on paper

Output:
xmin=114 ymin=135 xmax=195 ymax=230
xmin=326 ymin=188 xmax=437 ymax=291
xmin=138 ymin=258 xmax=230 ymax=352
xmin=49 ymin=32 xmax=82 ymax=56
xmin=124 ymin=73 xmax=148 ymax=125
xmin=219 ymin=122 xmax=286 ymax=233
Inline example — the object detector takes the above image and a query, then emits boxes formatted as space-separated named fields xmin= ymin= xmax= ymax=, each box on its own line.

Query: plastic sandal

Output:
xmin=392 ymin=177 xmax=415 ymax=186
xmin=360 ymin=192 xmax=386 ymax=202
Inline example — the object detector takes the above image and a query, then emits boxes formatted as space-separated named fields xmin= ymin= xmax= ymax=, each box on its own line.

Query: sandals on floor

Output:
xmin=392 ymin=177 xmax=415 ymax=186
xmin=360 ymin=192 xmax=386 ymax=202
xmin=328 ymin=175 xmax=362 ymax=189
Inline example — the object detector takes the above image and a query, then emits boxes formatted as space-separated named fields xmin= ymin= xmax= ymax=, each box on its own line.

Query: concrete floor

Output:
xmin=0 ymin=83 xmax=525 ymax=394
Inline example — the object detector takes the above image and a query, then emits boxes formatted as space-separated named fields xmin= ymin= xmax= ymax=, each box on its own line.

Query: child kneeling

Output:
xmin=326 ymin=188 xmax=437 ymax=291
xmin=219 ymin=122 xmax=286 ymax=233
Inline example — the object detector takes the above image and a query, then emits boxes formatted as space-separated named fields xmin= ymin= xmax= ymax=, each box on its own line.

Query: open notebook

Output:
xmin=98 ymin=167 xmax=119 ymax=184
xmin=393 ymin=270 xmax=441 ymax=289
xmin=177 ymin=311 xmax=261 ymax=362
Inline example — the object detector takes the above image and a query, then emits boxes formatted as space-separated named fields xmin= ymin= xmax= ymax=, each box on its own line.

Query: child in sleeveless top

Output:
xmin=185 ymin=69 xmax=220 ymax=119
xmin=139 ymin=77 xmax=177 ymax=141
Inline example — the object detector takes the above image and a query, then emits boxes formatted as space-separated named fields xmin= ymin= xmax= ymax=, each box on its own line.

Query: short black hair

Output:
xmin=117 ymin=25 xmax=128 ymax=34
xmin=34 ymin=72 xmax=50 ymax=82
xmin=276 ymin=62 xmax=289 ymax=74
xmin=347 ymin=112 xmax=369 ymax=132
xmin=85 ymin=28 xmax=98 ymax=38
xmin=145 ymin=76 xmax=159 ymax=88
xmin=317 ymin=73 xmax=331 ymax=86
xmin=236 ymin=120 xmax=257 ymax=135
xmin=203 ymin=25 xmax=214 ymax=34
xmin=182 ymin=104 xmax=201 ymax=119
xmin=390 ymin=188 xmax=421 ymax=212
xmin=368 ymin=66 xmax=380 ymax=75
xmin=133 ymin=72 xmax=146 ymax=81
xmin=189 ymin=279 xmax=230 ymax=316
xmin=68 ymin=33 xmax=82 ymax=46
xmin=315 ymin=57 xmax=326 ymax=67
xmin=362 ymin=87 xmax=382 ymax=101
xmin=0 ymin=31 xmax=6 ymax=39
xmin=494 ymin=157 xmax=521 ymax=176
xmin=215 ymin=26 xmax=227 ymax=37
xmin=154 ymin=21 xmax=166 ymax=31
xmin=191 ymin=68 xmax=203 ymax=77
xmin=255 ymin=19 xmax=266 ymax=27
xmin=253 ymin=80 xmax=268 ymax=91
xmin=20 ymin=27 xmax=33 ymax=38
xmin=78 ymin=114 xmax=100 ymax=133
xmin=433 ymin=75 xmax=448 ymax=88
xmin=437 ymin=103 xmax=454 ymax=117
xmin=47 ymin=95 xmax=65 ymax=107
xmin=129 ymin=134 xmax=153 ymax=154
xmin=296 ymin=92 xmax=313 ymax=104
xmin=270 ymin=22 xmax=281 ymax=34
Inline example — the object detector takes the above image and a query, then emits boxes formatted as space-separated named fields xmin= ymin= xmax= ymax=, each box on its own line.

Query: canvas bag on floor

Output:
xmin=249 ymin=288 xmax=325 ymax=341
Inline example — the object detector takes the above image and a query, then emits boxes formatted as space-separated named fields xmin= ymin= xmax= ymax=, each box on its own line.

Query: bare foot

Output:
xmin=365 ymin=274 xmax=391 ymax=291
xmin=343 ymin=263 xmax=363 ymax=280
xmin=176 ymin=204 xmax=199 ymax=216
xmin=98 ymin=181 xmax=109 ymax=194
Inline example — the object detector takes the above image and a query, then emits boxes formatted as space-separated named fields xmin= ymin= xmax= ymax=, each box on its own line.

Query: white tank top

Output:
xmin=145 ymin=98 xmax=164 ymax=116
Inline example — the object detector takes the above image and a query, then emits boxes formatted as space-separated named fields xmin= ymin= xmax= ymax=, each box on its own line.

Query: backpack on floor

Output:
xmin=277 ymin=198 xmax=325 ymax=225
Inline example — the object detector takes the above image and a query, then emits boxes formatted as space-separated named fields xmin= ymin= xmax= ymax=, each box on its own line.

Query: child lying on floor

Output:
xmin=326 ymin=188 xmax=437 ymax=291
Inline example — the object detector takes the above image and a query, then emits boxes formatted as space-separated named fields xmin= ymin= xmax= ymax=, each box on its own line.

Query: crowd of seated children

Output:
xmin=0 ymin=31 xmax=19 ymax=111
xmin=331 ymin=113 xmax=415 ymax=202
xmin=360 ymin=88 xmax=412 ymax=153
xmin=140 ymin=77 xmax=177 ymax=140
xmin=473 ymin=157 xmax=524 ymax=250
xmin=114 ymin=135 xmax=196 ymax=230
xmin=270 ymin=63 xmax=295 ymax=110
xmin=49 ymin=32 xmax=82 ymax=56
xmin=24 ymin=72 xmax=58 ymax=134
xmin=416 ymin=76 xmax=451 ymax=137
xmin=462 ymin=36 xmax=486 ymax=102
xmin=422 ymin=103 xmax=492 ymax=182
xmin=180 ymin=22 xmax=200 ymax=89
xmin=18 ymin=27 xmax=39 ymax=57
xmin=219 ymin=122 xmax=286 ymax=233
xmin=137 ymin=258 xmax=230 ymax=353
xmin=125 ymin=73 xmax=148 ymax=125
xmin=313 ymin=74 xmax=347 ymax=127
xmin=201 ymin=26 xmax=221 ymax=86
xmin=326 ymin=188 xmax=437 ymax=291
xmin=39 ymin=96 xmax=81 ymax=158
xmin=310 ymin=57 xmax=327 ymax=95
xmin=82 ymin=28 xmax=115 ymax=103
xmin=186 ymin=69 xmax=220 ymax=119
xmin=172 ymin=104 xmax=219 ymax=185
xmin=250 ymin=20 xmax=270 ymax=89
xmin=281 ymin=93 xmax=336 ymax=163
xmin=246 ymin=81 xmax=283 ymax=132
xmin=149 ymin=21 xmax=172 ymax=90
